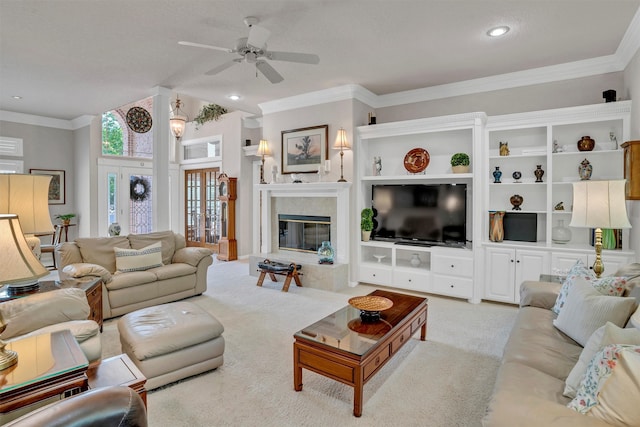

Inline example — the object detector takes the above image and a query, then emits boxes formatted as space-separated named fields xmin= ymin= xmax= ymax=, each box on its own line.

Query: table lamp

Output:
xmin=0 ymin=214 xmax=50 ymax=369
xmin=257 ymin=139 xmax=271 ymax=184
xmin=333 ymin=128 xmax=350 ymax=182
xmin=570 ymin=180 xmax=631 ymax=278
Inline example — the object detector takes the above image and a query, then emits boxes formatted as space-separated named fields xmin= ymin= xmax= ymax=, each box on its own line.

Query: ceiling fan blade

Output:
xmin=205 ymin=59 xmax=241 ymax=76
xmin=255 ymin=60 xmax=284 ymax=84
xmin=247 ymin=25 xmax=270 ymax=49
xmin=266 ymin=51 xmax=320 ymax=64
xmin=178 ymin=41 xmax=232 ymax=53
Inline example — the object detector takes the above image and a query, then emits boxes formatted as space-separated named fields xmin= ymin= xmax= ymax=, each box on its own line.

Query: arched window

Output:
xmin=101 ymin=97 xmax=153 ymax=158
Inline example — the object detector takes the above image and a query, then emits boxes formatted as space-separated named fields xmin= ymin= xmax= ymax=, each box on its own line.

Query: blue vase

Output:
xmin=317 ymin=241 xmax=335 ymax=264
xmin=493 ymin=166 xmax=502 ymax=183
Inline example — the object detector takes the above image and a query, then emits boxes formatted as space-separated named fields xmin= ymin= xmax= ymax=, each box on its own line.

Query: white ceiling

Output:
xmin=1 ymin=0 xmax=639 ymax=121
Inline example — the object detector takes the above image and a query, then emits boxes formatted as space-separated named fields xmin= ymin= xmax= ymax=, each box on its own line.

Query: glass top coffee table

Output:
xmin=293 ymin=289 xmax=428 ymax=417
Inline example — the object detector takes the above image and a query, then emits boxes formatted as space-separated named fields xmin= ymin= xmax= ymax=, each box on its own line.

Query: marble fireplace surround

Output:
xmin=258 ymin=182 xmax=351 ymax=264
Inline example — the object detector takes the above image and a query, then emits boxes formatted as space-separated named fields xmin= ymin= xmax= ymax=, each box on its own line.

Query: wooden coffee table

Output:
xmin=293 ymin=289 xmax=428 ymax=417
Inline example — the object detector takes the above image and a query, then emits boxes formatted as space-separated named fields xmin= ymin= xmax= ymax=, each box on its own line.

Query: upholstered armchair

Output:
xmin=0 ymin=288 xmax=101 ymax=363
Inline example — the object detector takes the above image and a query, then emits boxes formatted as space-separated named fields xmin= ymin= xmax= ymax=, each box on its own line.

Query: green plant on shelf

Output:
xmin=361 ymin=208 xmax=374 ymax=231
xmin=450 ymin=152 xmax=470 ymax=167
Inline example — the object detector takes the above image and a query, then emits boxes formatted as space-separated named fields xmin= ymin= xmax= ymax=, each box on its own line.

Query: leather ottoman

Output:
xmin=117 ymin=301 xmax=224 ymax=390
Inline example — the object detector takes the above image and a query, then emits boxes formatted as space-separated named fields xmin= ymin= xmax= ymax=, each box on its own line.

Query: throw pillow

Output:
xmin=114 ymin=242 xmax=163 ymax=273
xmin=563 ymin=322 xmax=640 ymax=398
xmin=552 ymin=260 xmax=627 ymax=315
xmin=568 ymin=344 xmax=640 ymax=425
xmin=553 ymin=278 xmax=636 ymax=346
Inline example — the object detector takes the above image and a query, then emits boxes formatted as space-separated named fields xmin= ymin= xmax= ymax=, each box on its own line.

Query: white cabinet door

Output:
xmin=550 ymin=252 xmax=588 ymax=274
xmin=484 ymin=247 xmax=516 ymax=303
xmin=514 ymin=250 xmax=550 ymax=301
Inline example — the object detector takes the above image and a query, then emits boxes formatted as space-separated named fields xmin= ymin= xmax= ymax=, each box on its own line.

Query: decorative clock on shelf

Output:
xmin=217 ymin=173 xmax=237 ymax=261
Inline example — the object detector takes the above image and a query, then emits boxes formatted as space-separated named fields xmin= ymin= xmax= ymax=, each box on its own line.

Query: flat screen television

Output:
xmin=371 ymin=183 xmax=467 ymax=246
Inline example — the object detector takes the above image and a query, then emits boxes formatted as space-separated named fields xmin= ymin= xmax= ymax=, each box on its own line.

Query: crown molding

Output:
xmin=259 ymin=84 xmax=378 ymax=115
xmin=0 ymin=110 xmax=73 ymax=130
xmin=616 ymin=7 xmax=640 ymax=66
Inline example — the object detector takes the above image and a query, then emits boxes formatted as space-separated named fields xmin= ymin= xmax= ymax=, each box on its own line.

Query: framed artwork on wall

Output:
xmin=281 ymin=124 xmax=328 ymax=174
xmin=30 ymin=168 xmax=65 ymax=204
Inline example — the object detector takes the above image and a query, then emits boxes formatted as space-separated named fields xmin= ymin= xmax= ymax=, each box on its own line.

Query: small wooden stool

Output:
xmin=257 ymin=259 xmax=303 ymax=292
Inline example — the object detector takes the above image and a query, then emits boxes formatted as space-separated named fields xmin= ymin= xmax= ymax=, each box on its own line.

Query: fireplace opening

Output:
xmin=278 ymin=214 xmax=330 ymax=253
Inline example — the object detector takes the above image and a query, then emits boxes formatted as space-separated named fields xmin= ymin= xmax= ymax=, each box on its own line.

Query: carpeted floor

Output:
xmin=99 ymin=258 xmax=517 ymax=427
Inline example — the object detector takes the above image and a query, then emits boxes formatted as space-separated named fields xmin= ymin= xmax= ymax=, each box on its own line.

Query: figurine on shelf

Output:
xmin=554 ymin=201 xmax=565 ymax=211
xmin=552 ymin=140 xmax=563 ymax=153
xmin=499 ymin=141 xmax=510 ymax=156
xmin=610 ymin=132 xmax=618 ymax=150
xmin=373 ymin=156 xmax=382 ymax=176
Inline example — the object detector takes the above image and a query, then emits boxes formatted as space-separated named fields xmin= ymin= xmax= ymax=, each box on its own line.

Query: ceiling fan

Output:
xmin=179 ymin=17 xmax=320 ymax=84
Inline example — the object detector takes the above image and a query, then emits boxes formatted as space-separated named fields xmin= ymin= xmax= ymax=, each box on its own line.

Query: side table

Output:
xmin=0 ymin=277 xmax=103 ymax=332
xmin=0 ymin=330 xmax=89 ymax=423
xmin=87 ymin=354 xmax=147 ymax=407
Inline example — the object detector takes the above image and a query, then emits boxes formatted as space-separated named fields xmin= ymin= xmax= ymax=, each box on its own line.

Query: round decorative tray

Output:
xmin=126 ymin=106 xmax=153 ymax=133
xmin=349 ymin=295 xmax=393 ymax=312
xmin=403 ymin=148 xmax=430 ymax=173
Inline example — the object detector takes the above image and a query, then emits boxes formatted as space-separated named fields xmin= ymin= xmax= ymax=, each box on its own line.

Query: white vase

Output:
xmin=410 ymin=253 xmax=421 ymax=267
xmin=552 ymin=220 xmax=571 ymax=244
xmin=108 ymin=222 xmax=121 ymax=236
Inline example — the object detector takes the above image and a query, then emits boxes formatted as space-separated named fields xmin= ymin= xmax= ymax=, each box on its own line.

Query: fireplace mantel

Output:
xmin=257 ymin=182 xmax=351 ymax=263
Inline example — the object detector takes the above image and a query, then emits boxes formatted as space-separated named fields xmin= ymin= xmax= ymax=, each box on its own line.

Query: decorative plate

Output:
xmin=403 ymin=148 xmax=430 ymax=173
xmin=348 ymin=295 xmax=393 ymax=312
xmin=126 ymin=107 xmax=152 ymax=133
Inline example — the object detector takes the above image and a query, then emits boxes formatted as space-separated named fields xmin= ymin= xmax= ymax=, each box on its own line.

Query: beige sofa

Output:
xmin=483 ymin=264 xmax=640 ymax=426
xmin=56 ymin=231 xmax=213 ymax=319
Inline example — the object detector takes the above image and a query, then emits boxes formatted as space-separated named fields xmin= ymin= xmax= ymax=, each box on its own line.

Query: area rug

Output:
xmin=100 ymin=259 xmax=517 ymax=426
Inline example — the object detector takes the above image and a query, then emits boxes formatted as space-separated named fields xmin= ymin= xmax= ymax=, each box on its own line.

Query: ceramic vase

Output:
xmin=510 ymin=194 xmax=523 ymax=211
xmin=577 ymin=136 xmax=595 ymax=151
xmin=534 ymin=165 xmax=544 ymax=182
xmin=317 ymin=241 xmax=335 ymax=264
xmin=410 ymin=253 xmax=421 ymax=267
xmin=578 ymin=158 xmax=593 ymax=180
xmin=489 ymin=211 xmax=505 ymax=242
xmin=492 ymin=166 xmax=502 ymax=183
xmin=108 ymin=222 xmax=121 ymax=236
xmin=552 ymin=220 xmax=571 ymax=244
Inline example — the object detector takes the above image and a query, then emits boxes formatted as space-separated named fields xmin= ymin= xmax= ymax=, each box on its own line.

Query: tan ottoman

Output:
xmin=117 ymin=301 xmax=224 ymax=390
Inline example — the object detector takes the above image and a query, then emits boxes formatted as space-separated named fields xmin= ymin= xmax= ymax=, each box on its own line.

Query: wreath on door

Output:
xmin=130 ymin=176 xmax=150 ymax=202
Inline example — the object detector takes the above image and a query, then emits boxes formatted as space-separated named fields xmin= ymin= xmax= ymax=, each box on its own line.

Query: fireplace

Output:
xmin=279 ymin=214 xmax=330 ymax=253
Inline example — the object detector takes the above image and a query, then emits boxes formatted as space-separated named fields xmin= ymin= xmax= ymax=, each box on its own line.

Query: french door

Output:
xmin=184 ymin=168 xmax=220 ymax=251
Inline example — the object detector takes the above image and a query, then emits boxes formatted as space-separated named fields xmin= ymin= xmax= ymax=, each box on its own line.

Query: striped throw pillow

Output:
xmin=114 ymin=242 xmax=163 ymax=272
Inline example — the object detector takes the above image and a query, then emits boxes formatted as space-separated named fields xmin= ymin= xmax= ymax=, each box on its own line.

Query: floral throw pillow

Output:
xmin=568 ymin=344 xmax=640 ymax=425
xmin=552 ymin=260 xmax=626 ymax=315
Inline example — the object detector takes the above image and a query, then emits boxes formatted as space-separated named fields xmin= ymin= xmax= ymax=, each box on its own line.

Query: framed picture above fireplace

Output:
xmin=281 ymin=124 xmax=328 ymax=174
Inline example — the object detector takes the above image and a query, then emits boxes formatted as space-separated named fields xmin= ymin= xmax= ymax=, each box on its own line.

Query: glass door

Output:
xmin=185 ymin=168 xmax=220 ymax=251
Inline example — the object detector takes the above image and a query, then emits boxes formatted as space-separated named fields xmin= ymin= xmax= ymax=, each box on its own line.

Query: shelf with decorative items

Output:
xmin=355 ymin=112 xmax=485 ymax=302
xmin=483 ymin=100 xmax=634 ymax=303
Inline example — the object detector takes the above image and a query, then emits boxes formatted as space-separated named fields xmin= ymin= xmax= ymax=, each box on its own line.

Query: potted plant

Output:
xmin=55 ymin=213 xmax=76 ymax=226
xmin=451 ymin=153 xmax=470 ymax=173
xmin=361 ymin=208 xmax=374 ymax=241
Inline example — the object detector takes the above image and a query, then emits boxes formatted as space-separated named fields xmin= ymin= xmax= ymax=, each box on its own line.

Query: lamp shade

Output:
xmin=0 ymin=214 xmax=48 ymax=285
xmin=333 ymin=128 xmax=350 ymax=150
xmin=257 ymin=139 xmax=271 ymax=156
xmin=0 ymin=174 xmax=55 ymax=235
xmin=570 ymin=180 xmax=631 ymax=229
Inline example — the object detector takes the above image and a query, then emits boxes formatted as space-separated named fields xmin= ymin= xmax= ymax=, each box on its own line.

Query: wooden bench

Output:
xmin=256 ymin=259 xmax=303 ymax=292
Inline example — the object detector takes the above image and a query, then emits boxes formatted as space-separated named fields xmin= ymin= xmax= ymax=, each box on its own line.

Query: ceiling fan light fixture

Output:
xmin=487 ymin=26 xmax=510 ymax=37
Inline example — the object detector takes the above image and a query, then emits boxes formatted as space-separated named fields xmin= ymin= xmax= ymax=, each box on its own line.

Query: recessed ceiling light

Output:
xmin=487 ymin=26 xmax=510 ymax=37
xmin=11 ymin=95 xmax=22 ymax=100
xmin=228 ymin=95 xmax=241 ymax=101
